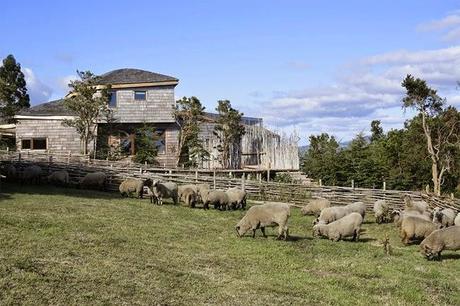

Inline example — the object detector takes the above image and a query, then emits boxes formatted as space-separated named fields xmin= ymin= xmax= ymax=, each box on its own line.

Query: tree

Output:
xmin=63 ymin=71 xmax=111 ymax=155
xmin=213 ymin=100 xmax=245 ymax=169
xmin=401 ymin=75 xmax=460 ymax=196
xmin=132 ymin=124 xmax=160 ymax=164
xmin=0 ymin=54 xmax=30 ymax=122
xmin=370 ymin=120 xmax=384 ymax=142
xmin=174 ymin=96 xmax=209 ymax=167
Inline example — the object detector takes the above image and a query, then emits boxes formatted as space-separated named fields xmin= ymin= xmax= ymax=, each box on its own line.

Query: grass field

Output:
xmin=0 ymin=184 xmax=459 ymax=305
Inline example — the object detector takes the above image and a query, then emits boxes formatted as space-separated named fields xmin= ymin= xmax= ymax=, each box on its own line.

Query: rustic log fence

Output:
xmin=1 ymin=151 xmax=459 ymax=212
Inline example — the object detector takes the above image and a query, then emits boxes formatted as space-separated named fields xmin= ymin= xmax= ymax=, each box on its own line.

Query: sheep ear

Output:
xmin=236 ymin=226 xmax=240 ymax=230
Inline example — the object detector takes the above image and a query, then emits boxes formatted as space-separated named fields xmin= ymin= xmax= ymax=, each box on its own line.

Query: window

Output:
xmin=134 ymin=90 xmax=146 ymax=101
xmin=155 ymin=129 xmax=166 ymax=154
xmin=108 ymin=91 xmax=117 ymax=107
xmin=21 ymin=138 xmax=47 ymax=150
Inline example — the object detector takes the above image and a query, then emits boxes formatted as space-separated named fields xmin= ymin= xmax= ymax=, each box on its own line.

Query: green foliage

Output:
xmin=214 ymin=100 xmax=245 ymax=169
xmin=0 ymin=54 xmax=30 ymax=122
xmin=273 ymin=172 xmax=298 ymax=184
xmin=132 ymin=124 xmax=159 ymax=164
xmin=62 ymin=71 xmax=111 ymax=155
xmin=174 ymin=96 xmax=209 ymax=167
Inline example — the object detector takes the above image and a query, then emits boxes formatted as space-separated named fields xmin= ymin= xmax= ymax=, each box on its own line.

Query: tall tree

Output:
xmin=174 ymin=96 xmax=209 ymax=167
xmin=370 ymin=120 xmax=384 ymax=142
xmin=401 ymin=75 xmax=460 ymax=196
xmin=214 ymin=100 xmax=245 ymax=169
xmin=63 ymin=71 xmax=111 ymax=155
xmin=0 ymin=55 xmax=30 ymax=122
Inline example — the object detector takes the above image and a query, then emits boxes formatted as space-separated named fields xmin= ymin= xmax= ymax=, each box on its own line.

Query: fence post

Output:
xmin=18 ymin=152 xmax=21 ymax=162
xmin=195 ymin=170 xmax=198 ymax=183
xmin=319 ymin=179 xmax=322 ymax=187
xmin=67 ymin=151 xmax=71 ymax=164
xmin=351 ymin=179 xmax=354 ymax=189
xmin=139 ymin=167 xmax=142 ymax=174
xmin=267 ymin=169 xmax=270 ymax=182
xmin=241 ymin=173 xmax=246 ymax=191
xmin=213 ymin=170 xmax=216 ymax=190
xmin=383 ymin=181 xmax=386 ymax=191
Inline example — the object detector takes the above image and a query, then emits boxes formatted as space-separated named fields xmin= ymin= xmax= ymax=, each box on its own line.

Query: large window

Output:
xmin=21 ymin=138 xmax=47 ymax=150
xmin=155 ymin=129 xmax=166 ymax=154
xmin=134 ymin=90 xmax=146 ymax=101
xmin=108 ymin=91 xmax=117 ymax=107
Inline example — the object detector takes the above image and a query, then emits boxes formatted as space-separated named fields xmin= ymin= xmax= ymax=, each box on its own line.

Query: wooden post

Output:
xmin=451 ymin=193 xmax=454 ymax=200
xmin=139 ymin=167 xmax=142 ymax=174
xmin=6 ymin=147 xmax=9 ymax=153
xmin=241 ymin=173 xmax=246 ymax=191
xmin=351 ymin=179 xmax=354 ymax=189
xmin=267 ymin=169 xmax=270 ymax=182
xmin=213 ymin=170 xmax=216 ymax=190
xmin=195 ymin=170 xmax=198 ymax=183
xmin=18 ymin=152 xmax=21 ymax=162
xmin=67 ymin=151 xmax=71 ymax=164
xmin=383 ymin=181 xmax=386 ymax=191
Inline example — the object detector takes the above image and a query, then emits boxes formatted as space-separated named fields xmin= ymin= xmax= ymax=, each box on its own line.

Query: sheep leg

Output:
xmin=252 ymin=229 xmax=256 ymax=238
xmin=260 ymin=227 xmax=267 ymax=238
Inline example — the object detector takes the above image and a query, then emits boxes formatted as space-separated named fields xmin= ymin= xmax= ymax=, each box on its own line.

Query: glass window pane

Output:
xmin=155 ymin=129 xmax=166 ymax=154
xmin=109 ymin=91 xmax=117 ymax=107
xmin=134 ymin=91 xmax=146 ymax=100
xmin=33 ymin=138 xmax=47 ymax=150
xmin=21 ymin=139 xmax=31 ymax=149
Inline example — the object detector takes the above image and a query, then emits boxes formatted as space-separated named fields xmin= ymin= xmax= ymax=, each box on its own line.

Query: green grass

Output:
xmin=0 ymin=184 xmax=459 ymax=305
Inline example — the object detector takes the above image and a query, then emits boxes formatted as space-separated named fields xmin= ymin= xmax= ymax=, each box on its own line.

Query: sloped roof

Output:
xmin=98 ymin=68 xmax=178 ymax=85
xmin=17 ymin=99 xmax=74 ymax=116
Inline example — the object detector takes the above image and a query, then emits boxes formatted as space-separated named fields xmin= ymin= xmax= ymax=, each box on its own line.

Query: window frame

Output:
xmin=108 ymin=91 xmax=117 ymax=108
xmin=134 ymin=90 xmax=147 ymax=101
xmin=21 ymin=138 xmax=48 ymax=150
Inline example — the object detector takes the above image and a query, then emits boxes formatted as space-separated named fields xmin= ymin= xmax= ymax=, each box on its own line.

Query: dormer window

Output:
xmin=108 ymin=91 xmax=117 ymax=107
xmin=134 ymin=90 xmax=146 ymax=101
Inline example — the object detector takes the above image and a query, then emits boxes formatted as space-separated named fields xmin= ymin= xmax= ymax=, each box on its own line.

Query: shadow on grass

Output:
xmin=440 ymin=253 xmax=460 ymax=260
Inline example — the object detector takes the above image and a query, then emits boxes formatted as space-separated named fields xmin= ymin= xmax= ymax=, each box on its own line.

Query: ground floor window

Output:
xmin=21 ymin=138 xmax=47 ymax=150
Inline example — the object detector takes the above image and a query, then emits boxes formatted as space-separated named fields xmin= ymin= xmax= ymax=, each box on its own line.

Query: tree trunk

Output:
xmin=421 ymin=112 xmax=441 ymax=196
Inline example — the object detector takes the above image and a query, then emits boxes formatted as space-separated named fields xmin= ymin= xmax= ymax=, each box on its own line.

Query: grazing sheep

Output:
xmin=345 ymin=201 xmax=366 ymax=218
xmin=178 ymin=184 xmax=198 ymax=199
xmin=373 ymin=200 xmax=391 ymax=224
xmin=201 ymin=190 xmax=229 ymax=210
xmin=404 ymin=195 xmax=429 ymax=214
xmin=119 ymin=178 xmax=153 ymax=198
xmin=313 ymin=212 xmax=363 ymax=242
xmin=47 ymin=170 xmax=70 ymax=186
xmin=420 ymin=226 xmax=460 ymax=260
xmin=3 ymin=164 xmax=17 ymax=181
xmin=301 ymin=198 xmax=331 ymax=217
xmin=150 ymin=181 xmax=178 ymax=205
xmin=455 ymin=213 xmax=460 ymax=226
xmin=314 ymin=206 xmax=349 ymax=225
xmin=226 ymin=187 xmax=247 ymax=210
xmin=20 ymin=165 xmax=42 ymax=184
xmin=181 ymin=187 xmax=197 ymax=208
xmin=432 ymin=207 xmax=456 ymax=228
xmin=392 ymin=209 xmax=432 ymax=228
xmin=196 ymin=183 xmax=210 ymax=202
xmin=79 ymin=172 xmax=106 ymax=190
xmin=400 ymin=216 xmax=439 ymax=245
xmin=235 ymin=202 xmax=290 ymax=240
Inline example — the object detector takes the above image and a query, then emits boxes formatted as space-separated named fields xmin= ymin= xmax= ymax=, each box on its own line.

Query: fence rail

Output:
xmin=1 ymin=152 xmax=459 ymax=212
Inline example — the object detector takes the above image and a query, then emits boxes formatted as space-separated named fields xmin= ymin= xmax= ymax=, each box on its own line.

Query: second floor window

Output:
xmin=108 ymin=91 xmax=117 ymax=107
xmin=134 ymin=90 xmax=146 ymax=101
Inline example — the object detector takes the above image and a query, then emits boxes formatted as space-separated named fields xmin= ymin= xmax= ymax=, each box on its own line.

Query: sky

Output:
xmin=1 ymin=0 xmax=460 ymax=144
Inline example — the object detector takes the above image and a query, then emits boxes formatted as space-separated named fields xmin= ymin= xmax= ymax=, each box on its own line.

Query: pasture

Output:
xmin=0 ymin=184 xmax=459 ymax=305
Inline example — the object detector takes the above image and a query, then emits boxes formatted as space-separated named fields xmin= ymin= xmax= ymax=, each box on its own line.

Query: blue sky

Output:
xmin=2 ymin=0 xmax=460 ymax=144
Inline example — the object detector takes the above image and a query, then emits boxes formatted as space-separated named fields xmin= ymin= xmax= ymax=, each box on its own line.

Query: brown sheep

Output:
xmin=201 ymin=190 xmax=229 ymax=210
xmin=301 ymin=198 xmax=331 ymax=217
xmin=119 ymin=178 xmax=153 ymax=198
xmin=181 ymin=187 xmax=197 ymax=208
xmin=420 ymin=226 xmax=460 ymax=260
xmin=400 ymin=216 xmax=440 ymax=245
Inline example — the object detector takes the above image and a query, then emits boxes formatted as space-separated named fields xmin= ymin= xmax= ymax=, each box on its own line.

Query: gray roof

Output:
xmin=17 ymin=99 xmax=74 ymax=116
xmin=98 ymin=68 xmax=178 ymax=85
xmin=203 ymin=112 xmax=262 ymax=126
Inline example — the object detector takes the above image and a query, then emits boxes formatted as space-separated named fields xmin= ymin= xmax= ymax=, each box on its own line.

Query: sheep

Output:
xmin=47 ymin=170 xmax=70 ymax=186
xmin=178 ymin=184 xmax=198 ymax=199
xmin=226 ymin=187 xmax=247 ymax=210
xmin=403 ymin=195 xmax=429 ymax=214
xmin=79 ymin=172 xmax=106 ymax=190
xmin=399 ymin=216 xmax=440 ymax=245
xmin=196 ymin=183 xmax=210 ymax=202
xmin=313 ymin=212 xmax=363 ymax=242
xmin=235 ymin=202 xmax=290 ymax=240
xmin=432 ymin=207 xmax=456 ymax=228
xmin=373 ymin=200 xmax=391 ymax=224
xmin=181 ymin=187 xmax=197 ymax=208
xmin=420 ymin=226 xmax=460 ymax=260
xmin=301 ymin=198 xmax=331 ymax=217
xmin=391 ymin=209 xmax=432 ymax=228
xmin=201 ymin=190 xmax=229 ymax=210
xmin=150 ymin=180 xmax=178 ymax=205
xmin=119 ymin=178 xmax=153 ymax=198
xmin=345 ymin=201 xmax=366 ymax=218
xmin=3 ymin=164 xmax=17 ymax=181
xmin=20 ymin=165 xmax=42 ymax=184
xmin=314 ymin=206 xmax=349 ymax=225
xmin=455 ymin=213 xmax=460 ymax=226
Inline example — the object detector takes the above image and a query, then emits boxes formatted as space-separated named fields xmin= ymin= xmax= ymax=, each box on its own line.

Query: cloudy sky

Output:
xmin=1 ymin=0 xmax=460 ymax=144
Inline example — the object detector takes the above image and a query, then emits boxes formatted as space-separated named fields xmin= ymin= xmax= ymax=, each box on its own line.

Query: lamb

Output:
xmin=432 ymin=207 xmax=456 ymax=228
xmin=403 ymin=195 xmax=429 ymax=214
xmin=226 ymin=187 xmax=247 ymax=210
xmin=301 ymin=198 xmax=331 ymax=217
xmin=455 ymin=213 xmax=460 ymax=226
xmin=313 ymin=212 xmax=363 ymax=242
xmin=119 ymin=178 xmax=153 ymax=198
xmin=79 ymin=172 xmax=106 ymax=190
xmin=181 ymin=187 xmax=197 ymax=208
xmin=373 ymin=200 xmax=391 ymax=224
xmin=150 ymin=180 xmax=178 ymax=205
xmin=201 ymin=190 xmax=229 ymax=210
xmin=420 ymin=226 xmax=460 ymax=260
xmin=47 ymin=170 xmax=70 ymax=186
xmin=235 ymin=202 xmax=290 ymax=240
xmin=399 ymin=216 xmax=440 ymax=245
xmin=20 ymin=165 xmax=42 ymax=184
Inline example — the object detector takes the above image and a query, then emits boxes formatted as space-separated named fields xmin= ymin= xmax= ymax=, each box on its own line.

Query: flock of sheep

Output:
xmin=2 ymin=163 xmax=460 ymax=261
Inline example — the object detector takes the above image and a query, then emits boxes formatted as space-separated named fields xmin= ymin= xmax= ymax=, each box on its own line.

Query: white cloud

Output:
xmin=417 ymin=11 xmax=460 ymax=42
xmin=57 ymin=75 xmax=78 ymax=93
xmin=23 ymin=68 xmax=53 ymax=105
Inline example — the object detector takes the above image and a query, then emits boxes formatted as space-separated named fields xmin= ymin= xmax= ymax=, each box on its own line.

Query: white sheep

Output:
xmin=373 ymin=200 xmax=390 ymax=224
xmin=201 ymin=190 xmax=229 ymax=210
xmin=400 ymin=215 xmax=440 ymax=245
xmin=403 ymin=195 xmax=429 ymax=214
xmin=301 ymin=198 xmax=331 ymax=217
xmin=236 ymin=203 xmax=290 ymax=240
xmin=455 ymin=213 xmax=460 ymax=226
xmin=432 ymin=207 xmax=456 ymax=228
xmin=420 ymin=226 xmax=460 ymax=260
xmin=345 ymin=201 xmax=366 ymax=218
xmin=150 ymin=181 xmax=178 ymax=205
xmin=314 ymin=206 xmax=349 ymax=225
xmin=226 ymin=187 xmax=247 ymax=210
xmin=313 ymin=212 xmax=363 ymax=242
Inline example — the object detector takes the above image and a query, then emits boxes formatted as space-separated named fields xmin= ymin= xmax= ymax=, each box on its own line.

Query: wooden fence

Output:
xmin=1 ymin=151 xmax=459 ymax=212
